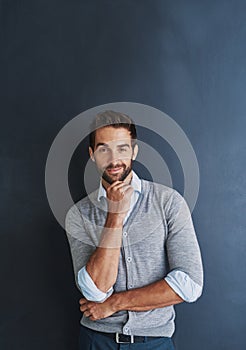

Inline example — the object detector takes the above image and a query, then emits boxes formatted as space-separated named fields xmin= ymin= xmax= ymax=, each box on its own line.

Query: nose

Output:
xmin=108 ymin=149 xmax=120 ymax=162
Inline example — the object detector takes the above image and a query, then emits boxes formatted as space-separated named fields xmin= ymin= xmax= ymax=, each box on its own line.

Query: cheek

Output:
xmin=120 ymin=153 xmax=132 ymax=162
xmin=121 ymin=160 xmax=132 ymax=170
xmin=97 ymin=161 xmax=107 ymax=170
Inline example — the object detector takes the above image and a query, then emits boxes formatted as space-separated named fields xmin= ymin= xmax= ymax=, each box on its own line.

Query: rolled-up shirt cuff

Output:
xmin=164 ymin=269 xmax=203 ymax=303
xmin=78 ymin=266 xmax=114 ymax=302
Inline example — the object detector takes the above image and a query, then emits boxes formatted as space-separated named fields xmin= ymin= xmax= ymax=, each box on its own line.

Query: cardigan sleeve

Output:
xmin=164 ymin=189 xmax=204 ymax=291
xmin=65 ymin=203 xmax=96 ymax=293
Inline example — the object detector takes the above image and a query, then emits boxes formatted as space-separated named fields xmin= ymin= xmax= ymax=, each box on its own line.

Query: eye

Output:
xmin=119 ymin=148 xmax=127 ymax=152
xmin=98 ymin=147 xmax=109 ymax=153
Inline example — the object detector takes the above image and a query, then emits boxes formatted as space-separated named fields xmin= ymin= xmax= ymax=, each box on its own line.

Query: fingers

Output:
xmin=108 ymin=180 xmax=123 ymax=187
xmin=79 ymin=300 xmax=105 ymax=321
xmin=79 ymin=304 xmax=97 ymax=320
xmin=83 ymin=310 xmax=91 ymax=318
xmin=90 ymin=315 xmax=97 ymax=321
xmin=79 ymin=299 xmax=90 ymax=313
xmin=107 ymin=181 xmax=123 ymax=190
xmin=107 ymin=181 xmax=129 ymax=191
xmin=79 ymin=301 xmax=91 ymax=316
xmin=107 ymin=182 xmax=133 ymax=201
xmin=108 ymin=183 xmax=133 ymax=194
xmin=79 ymin=304 xmax=88 ymax=312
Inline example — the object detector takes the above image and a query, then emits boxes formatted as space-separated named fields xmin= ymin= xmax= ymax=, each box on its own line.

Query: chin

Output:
xmin=109 ymin=174 xmax=123 ymax=182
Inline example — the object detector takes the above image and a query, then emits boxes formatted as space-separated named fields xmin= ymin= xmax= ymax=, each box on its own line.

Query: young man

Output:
xmin=65 ymin=110 xmax=203 ymax=349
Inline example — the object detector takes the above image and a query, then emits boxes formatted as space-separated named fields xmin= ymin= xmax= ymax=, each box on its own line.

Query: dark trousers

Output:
xmin=79 ymin=325 xmax=175 ymax=350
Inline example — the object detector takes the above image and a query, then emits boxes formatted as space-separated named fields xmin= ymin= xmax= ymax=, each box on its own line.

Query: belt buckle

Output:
xmin=115 ymin=332 xmax=134 ymax=344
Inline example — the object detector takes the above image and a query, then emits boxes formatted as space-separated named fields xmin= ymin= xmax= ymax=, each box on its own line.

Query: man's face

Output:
xmin=89 ymin=127 xmax=138 ymax=185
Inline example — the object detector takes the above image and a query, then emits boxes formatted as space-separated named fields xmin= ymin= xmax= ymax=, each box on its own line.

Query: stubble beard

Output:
xmin=101 ymin=160 xmax=133 ymax=185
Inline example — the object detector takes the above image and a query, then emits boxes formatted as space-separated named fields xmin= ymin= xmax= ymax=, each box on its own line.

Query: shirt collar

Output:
xmin=97 ymin=170 xmax=141 ymax=202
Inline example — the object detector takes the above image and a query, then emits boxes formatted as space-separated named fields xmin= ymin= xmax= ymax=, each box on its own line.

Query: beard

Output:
xmin=100 ymin=160 xmax=133 ymax=185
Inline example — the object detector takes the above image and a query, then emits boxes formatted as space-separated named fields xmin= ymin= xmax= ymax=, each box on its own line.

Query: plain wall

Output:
xmin=1 ymin=1 xmax=246 ymax=349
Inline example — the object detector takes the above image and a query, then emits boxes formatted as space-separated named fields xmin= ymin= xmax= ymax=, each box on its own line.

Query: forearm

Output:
xmin=79 ymin=279 xmax=184 ymax=321
xmin=86 ymin=213 xmax=124 ymax=292
xmin=110 ymin=279 xmax=184 ymax=312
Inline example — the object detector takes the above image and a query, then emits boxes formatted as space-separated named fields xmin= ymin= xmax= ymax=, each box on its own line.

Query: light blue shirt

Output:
xmin=78 ymin=171 xmax=202 ymax=303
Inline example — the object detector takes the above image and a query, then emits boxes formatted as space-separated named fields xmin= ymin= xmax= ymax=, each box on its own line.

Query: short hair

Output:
xmin=89 ymin=110 xmax=137 ymax=150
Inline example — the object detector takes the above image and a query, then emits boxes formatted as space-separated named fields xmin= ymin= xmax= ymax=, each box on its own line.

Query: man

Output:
xmin=65 ymin=110 xmax=203 ymax=349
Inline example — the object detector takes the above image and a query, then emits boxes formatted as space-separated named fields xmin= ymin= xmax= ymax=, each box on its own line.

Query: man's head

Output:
xmin=89 ymin=110 xmax=138 ymax=185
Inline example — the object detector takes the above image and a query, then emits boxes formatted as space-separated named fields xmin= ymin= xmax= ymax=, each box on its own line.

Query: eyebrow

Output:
xmin=95 ymin=143 xmax=130 ymax=149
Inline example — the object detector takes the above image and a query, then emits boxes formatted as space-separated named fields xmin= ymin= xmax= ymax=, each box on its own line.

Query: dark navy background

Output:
xmin=1 ymin=1 xmax=245 ymax=349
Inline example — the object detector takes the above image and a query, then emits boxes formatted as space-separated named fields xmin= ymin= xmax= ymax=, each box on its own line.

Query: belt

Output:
xmin=90 ymin=328 xmax=163 ymax=344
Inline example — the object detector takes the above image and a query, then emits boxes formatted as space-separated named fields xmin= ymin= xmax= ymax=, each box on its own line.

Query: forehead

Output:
xmin=94 ymin=127 xmax=132 ymax=145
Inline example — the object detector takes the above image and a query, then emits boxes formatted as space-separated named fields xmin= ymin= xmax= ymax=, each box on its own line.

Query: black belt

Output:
xmin=90 ymin=328 xmax=162 ymax=344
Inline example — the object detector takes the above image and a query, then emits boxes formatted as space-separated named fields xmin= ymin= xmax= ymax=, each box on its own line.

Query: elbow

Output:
xmin=185 ymin=284 xmax=203 ymax=303
xmin=165 ymin=270 xmax=203 ymax=304
xmin=80 ymin=289 xmax=108 ymax=303
xmin=78 ymin=281 xmax=111 ymax=303
xmin=77 ymin=266 xmax=114 ymax=302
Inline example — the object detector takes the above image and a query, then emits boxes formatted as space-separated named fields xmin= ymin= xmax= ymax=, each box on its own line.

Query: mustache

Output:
xmin=106 ymin=164 xmax=125 ymax=170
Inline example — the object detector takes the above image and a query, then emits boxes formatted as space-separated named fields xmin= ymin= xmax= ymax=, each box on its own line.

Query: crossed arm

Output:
xmin=79 ymin=278 xmax=184 ymax=321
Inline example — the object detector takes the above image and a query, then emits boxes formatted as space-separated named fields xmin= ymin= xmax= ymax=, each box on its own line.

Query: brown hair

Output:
xmin=89 ymin=110 xmax=137 ymax=150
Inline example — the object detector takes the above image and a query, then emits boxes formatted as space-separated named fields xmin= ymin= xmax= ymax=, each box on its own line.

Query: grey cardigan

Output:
xmin=65 ymin=179 xmax=203 ymax=337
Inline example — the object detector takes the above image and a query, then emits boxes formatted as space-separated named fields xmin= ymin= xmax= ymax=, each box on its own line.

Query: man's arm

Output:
xmin=65 ymin=204 xmax=118 ymax=301
xmin=164 ymin=270 xmax=203 ymax=303
xmin=85 ymin=181 xmax=133 ymax=292
xmin=109 ymin=279 xmax=184 ymax=311
xmin=79 ymin=279 xmax=184 ymax=320
xmin=65 ymin=181 xmax=133 ymax=299
xmin=85 ymin=213 xmax=124 ymax=293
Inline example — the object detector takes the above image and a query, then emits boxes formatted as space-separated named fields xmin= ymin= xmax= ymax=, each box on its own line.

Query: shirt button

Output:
xmin=127 ymin=257 xmax=132 ymax=263
xmin=123 ymin=231 xmax=128 ymax=237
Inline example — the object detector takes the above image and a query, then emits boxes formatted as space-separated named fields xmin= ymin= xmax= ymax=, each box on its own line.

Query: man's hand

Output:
xmin=106 ymin=181 xmax=133 ymax=218
xmin=79 ymin=297 xmax=117 ymax=321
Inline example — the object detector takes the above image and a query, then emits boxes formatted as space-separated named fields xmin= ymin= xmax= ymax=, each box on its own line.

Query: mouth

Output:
xmin=106 ymin=167 xmax=123 ymax=175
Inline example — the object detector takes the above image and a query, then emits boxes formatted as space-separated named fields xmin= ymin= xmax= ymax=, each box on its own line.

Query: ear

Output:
xmin=89 ymin=147 xmax=95 ymax=162
xmin=132 ymin=144 xmax=138 ymax=161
